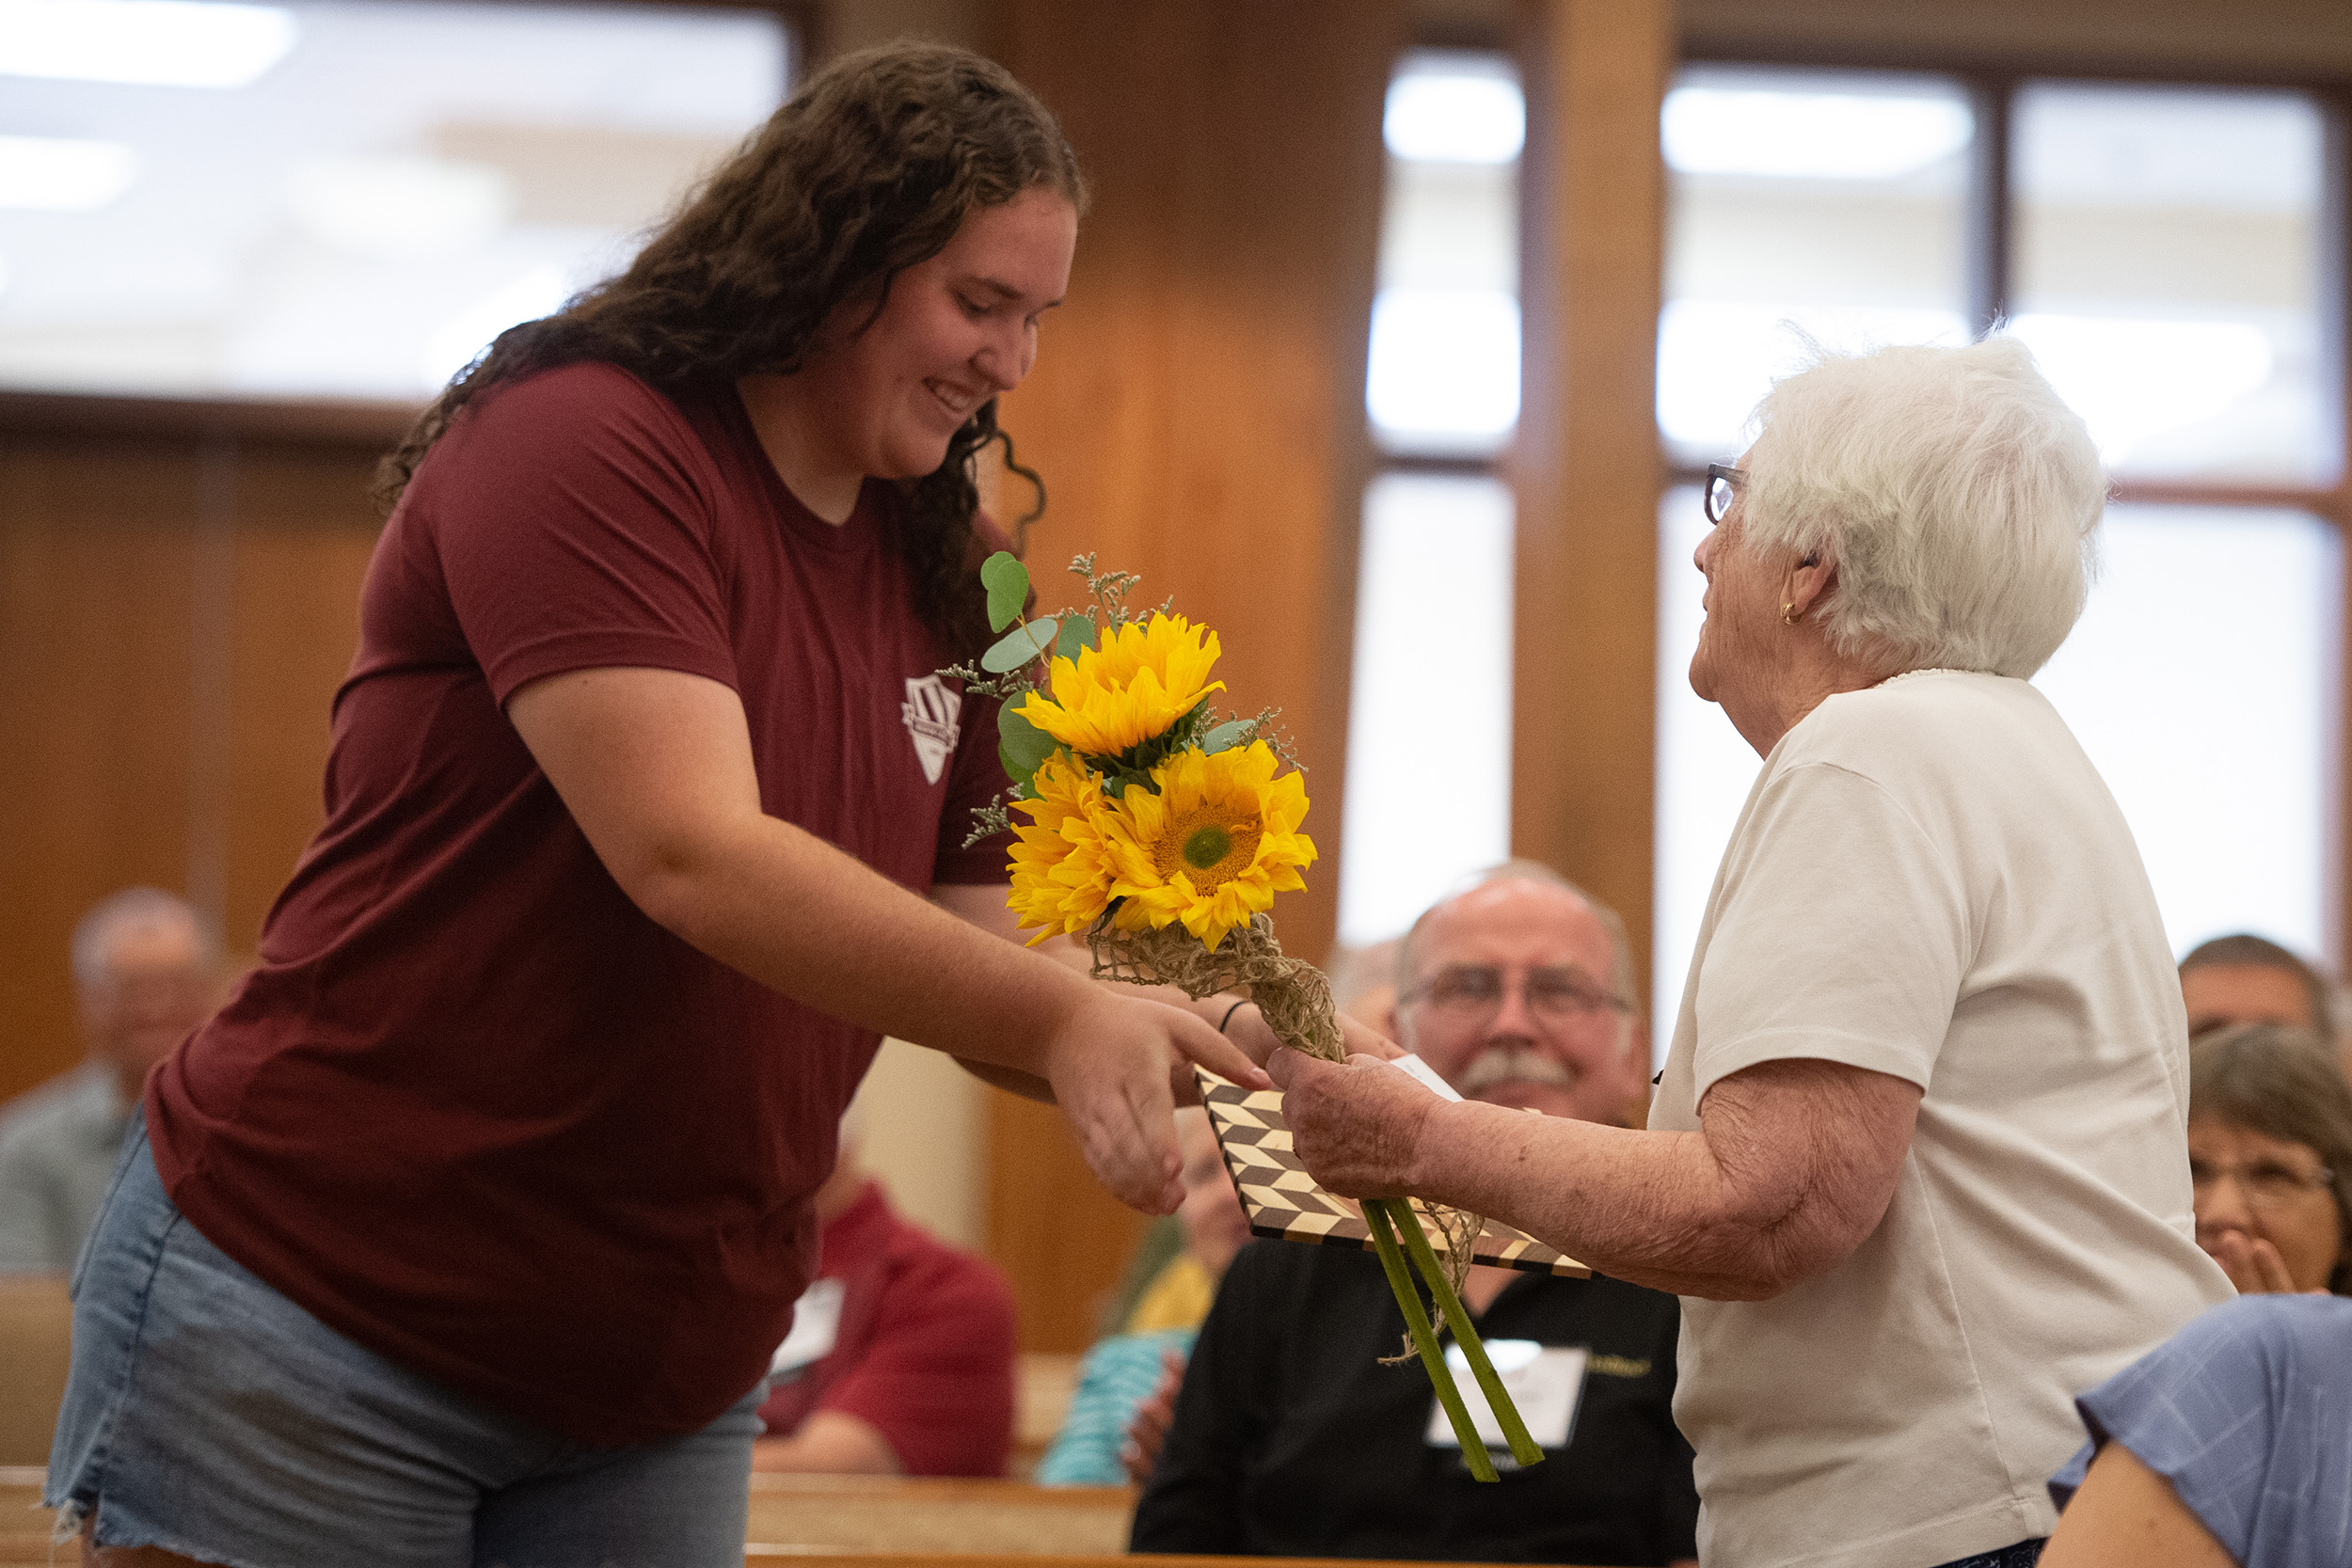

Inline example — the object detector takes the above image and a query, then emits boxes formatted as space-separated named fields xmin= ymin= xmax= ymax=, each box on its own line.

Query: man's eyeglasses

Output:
xmin=1401 ymin=965 xmax=1632 ymax=1025
xmin=2190 ymin=1157 xmax=2337 ymax=1210
xmin=1704 ymin=463 xmax=1746 ymax=526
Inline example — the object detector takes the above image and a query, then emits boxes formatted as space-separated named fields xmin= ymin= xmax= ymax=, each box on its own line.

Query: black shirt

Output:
xmin=1131 ymin=1239 xmax=1698 ymax=1564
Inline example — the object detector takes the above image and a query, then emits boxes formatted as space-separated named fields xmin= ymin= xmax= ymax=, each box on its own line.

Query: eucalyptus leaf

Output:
xmin=980 ymin=551 xmax=1031 ymax=633
xmin=998 ymin=704 xmax=1058 ymax=779
xmin=1055 ymin=614 xmax=1097 ymax=661
xmin=980 ymin=617 xmax=1057 ymax=673
xmin=1200 ymin=720 xmax=1252 ymax=753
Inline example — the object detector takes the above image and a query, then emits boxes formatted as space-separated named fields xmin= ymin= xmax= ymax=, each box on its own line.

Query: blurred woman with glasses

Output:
xmin=2186 ymin=1022 xmax=2352 ymax=1296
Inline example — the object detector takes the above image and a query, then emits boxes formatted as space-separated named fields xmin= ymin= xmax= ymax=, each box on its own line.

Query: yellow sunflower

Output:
xmin=1101 ymin=741 xmax=1316 ymax=952
xmin=1006 ymin=753 xmax=1125 ymax=943
xmin=1014 ymin=612 xmax=1227 ymax=760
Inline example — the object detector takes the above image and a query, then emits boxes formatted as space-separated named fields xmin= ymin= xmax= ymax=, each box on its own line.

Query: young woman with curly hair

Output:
xmin=47 ymin=42 xmax=1270 ymax=1568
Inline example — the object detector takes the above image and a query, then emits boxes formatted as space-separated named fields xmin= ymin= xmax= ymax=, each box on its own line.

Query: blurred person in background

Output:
xmin=2040 ymin=1293 xmax=2351 ymax=1568
xmin=2177 ymin=933 xmax=2332 ymax=1040
xmin=2185 ymin=1023 xmax=2350 ymax=1297
xmin=0 ymin=889 xmax=219 ymax=1274
xmin=1130 ymin=865 xmax=1697 ymax=1566
xmin=754 ymin=1116 xmax=1016 ymax=1476
xmin=1034 ymin=1108 xmax=1251 ymax=1484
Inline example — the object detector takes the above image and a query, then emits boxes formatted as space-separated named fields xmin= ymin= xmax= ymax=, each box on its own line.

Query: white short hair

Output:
xmin=1742 ymin=335 xmax=2105 ymax=679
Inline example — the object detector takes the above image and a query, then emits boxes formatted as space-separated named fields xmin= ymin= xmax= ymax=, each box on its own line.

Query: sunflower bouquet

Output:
xmin=948 ymin=552 xmax=1542 ymax=1482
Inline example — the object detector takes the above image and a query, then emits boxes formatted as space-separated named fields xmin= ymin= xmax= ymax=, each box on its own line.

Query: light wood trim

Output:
xmin=1509 ymin=0 xmax=1673 ymax=983
xmin=739 ymin=1558 xmax=1613 ymax=1568
xmin=985 ymin=0 xmax=1401 ymax=1353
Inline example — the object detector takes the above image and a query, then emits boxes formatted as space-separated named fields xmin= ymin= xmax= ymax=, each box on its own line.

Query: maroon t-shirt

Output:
xmin=147 ymin=361 xmax=1011 ymax=1446
xmin=758 ymin=1180 xmax=1016 ymax=1477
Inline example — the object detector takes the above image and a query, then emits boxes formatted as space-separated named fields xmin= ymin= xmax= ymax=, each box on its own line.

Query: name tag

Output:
xmin=1424 ymin=1338 xmax=1586 ymax=1452
xmin=1391 ymin=1053 xmax=1464 ymax=1102
xmin=770 ymin=1275 xmax=846 ymax=1376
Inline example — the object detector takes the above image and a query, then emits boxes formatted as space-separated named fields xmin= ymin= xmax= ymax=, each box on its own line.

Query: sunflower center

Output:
xmin=1156 ymin=803 xmax=1262 ymax=891
xmin=1182 ymin=825 xmax=1232 ymax=869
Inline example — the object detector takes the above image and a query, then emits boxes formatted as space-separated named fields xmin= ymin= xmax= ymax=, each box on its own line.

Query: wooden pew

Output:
xmin=0 ymin=1477 xmax=1614 ymax=1568
xmin=746 ymin=1475 xmax=1131 ymax=1555
xmin=753 ymin=1559 xmax=1592 ymax=1568
xmin=1 ymin=1469 xmax=1136 ymax=1557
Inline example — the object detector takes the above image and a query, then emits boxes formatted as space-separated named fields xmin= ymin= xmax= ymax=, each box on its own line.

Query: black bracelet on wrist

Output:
xmin=1218 ymin=999 xmax=1249 ymax=1034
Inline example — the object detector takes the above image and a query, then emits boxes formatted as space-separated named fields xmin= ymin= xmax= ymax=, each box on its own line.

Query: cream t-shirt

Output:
xmin=1651 ymin=671 xmax=2233 ymax=1568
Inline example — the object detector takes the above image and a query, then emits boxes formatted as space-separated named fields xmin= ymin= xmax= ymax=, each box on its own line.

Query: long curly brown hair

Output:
xmin=373 ymin=41 xmax=1086 ymax=662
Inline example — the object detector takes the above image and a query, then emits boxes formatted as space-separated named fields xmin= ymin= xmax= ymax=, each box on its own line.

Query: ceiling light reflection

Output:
xmin=0 ymin=135 xmax=137 ymax=210
xmin=0 ymin=0 xmax=296 ymax=88
xmin=286 ymin=156 xmax=513 ymax=262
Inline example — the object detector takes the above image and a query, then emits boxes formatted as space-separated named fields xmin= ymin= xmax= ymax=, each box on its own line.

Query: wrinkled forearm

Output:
xmin=1402 ymin=1059 xmax=1917 ymax=1300
xmin=1403 ymin=1103 xmax=1833 ymax=1299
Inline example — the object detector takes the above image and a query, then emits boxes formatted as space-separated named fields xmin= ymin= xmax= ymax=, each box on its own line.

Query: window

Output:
xmin=1655 ymin=64 xmax=2346 ymax=1029
xmin=0 ymin=0 xmax=793 ymax=403
xmin=1339 ymin=49 xmax=1524 ymax=946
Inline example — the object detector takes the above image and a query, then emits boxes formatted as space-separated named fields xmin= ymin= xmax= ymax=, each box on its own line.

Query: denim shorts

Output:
xmin=47 ymin=1116 xmax=765 ymax=1568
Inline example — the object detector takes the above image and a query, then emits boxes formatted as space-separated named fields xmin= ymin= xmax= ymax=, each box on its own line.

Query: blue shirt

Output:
xmin=2050 ymin=1294 xmax=2352 ymax=1566
xmin=1035 ymin=1327 xmax=1196 ymax=1486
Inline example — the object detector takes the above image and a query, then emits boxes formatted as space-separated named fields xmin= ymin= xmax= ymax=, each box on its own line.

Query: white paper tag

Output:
xmin=1424 ymin=1339 xmax=1586 ymax=1451
xmin=1391 ymin=1053 xmax=1464 ymax=1102
xmin=769 ymin=1275 xmax=846 ymax=1375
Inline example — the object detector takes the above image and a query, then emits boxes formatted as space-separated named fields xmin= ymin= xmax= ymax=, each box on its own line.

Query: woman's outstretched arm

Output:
xmin=507 ymin=663 xmax=1268 ymax=1214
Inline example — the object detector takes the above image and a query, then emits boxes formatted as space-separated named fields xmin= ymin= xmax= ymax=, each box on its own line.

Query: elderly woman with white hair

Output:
xmin=1273 ymin=338 xmax=2234 ymax=1568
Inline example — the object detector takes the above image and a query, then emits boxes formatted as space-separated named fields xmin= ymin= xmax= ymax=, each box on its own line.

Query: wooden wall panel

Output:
xmin=0 ymin=420 xmax=388 ymax=1104
xmin=218 ymin=446 xmax=382 ymax=946
xmin=1510 ymin=0 xmax=1671 ymax=990
xmin=0 ymin=436 xmax=204 ymax=1101
xmin=984 ymin=0 xmax=1402 ymax=1351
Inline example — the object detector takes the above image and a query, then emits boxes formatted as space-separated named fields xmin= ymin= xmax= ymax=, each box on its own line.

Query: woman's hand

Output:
xmin=2203 ymin=1230 xmax=2313 ymax=1296
xmin=1265 ymin=1049 xmax=1443 ymax=1198
xmin=1040 ymin=989 xmax=1265 ymax=1214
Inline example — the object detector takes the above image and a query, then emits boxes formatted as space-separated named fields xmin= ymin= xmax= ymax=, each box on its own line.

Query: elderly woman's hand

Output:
xmin=1267 ymin=1048 xmax=1443 ymax=1198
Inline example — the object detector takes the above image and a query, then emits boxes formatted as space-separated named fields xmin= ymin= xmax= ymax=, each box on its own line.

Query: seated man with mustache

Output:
xmin=1130 ymin=863 xmax=1697 ymax=1567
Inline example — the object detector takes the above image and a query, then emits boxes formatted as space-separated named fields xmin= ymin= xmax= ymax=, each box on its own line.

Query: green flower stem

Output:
xmin=1392 ymin=1204 xmax=1547 ymax=1468
xmin=1362 ymin=1197 xmax=1498 ymax=1483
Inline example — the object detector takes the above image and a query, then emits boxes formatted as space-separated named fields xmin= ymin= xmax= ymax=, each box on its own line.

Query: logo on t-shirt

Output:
xmin=901 ymin=675 xmax=962 ymax=785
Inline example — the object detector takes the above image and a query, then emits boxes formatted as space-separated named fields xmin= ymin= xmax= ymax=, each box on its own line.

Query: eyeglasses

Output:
xmin=2190 ymin=1157 xmax=2337 ymax=1210
xmin=1401 ymin=965 xmax=1632 ymax=1026
xmin=1704 ymin=463 xmax=1746 ymax=525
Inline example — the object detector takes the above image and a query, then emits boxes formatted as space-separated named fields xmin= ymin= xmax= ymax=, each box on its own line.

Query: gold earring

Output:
xmin=1781 ymin=602 xmax=1798 ymax=626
